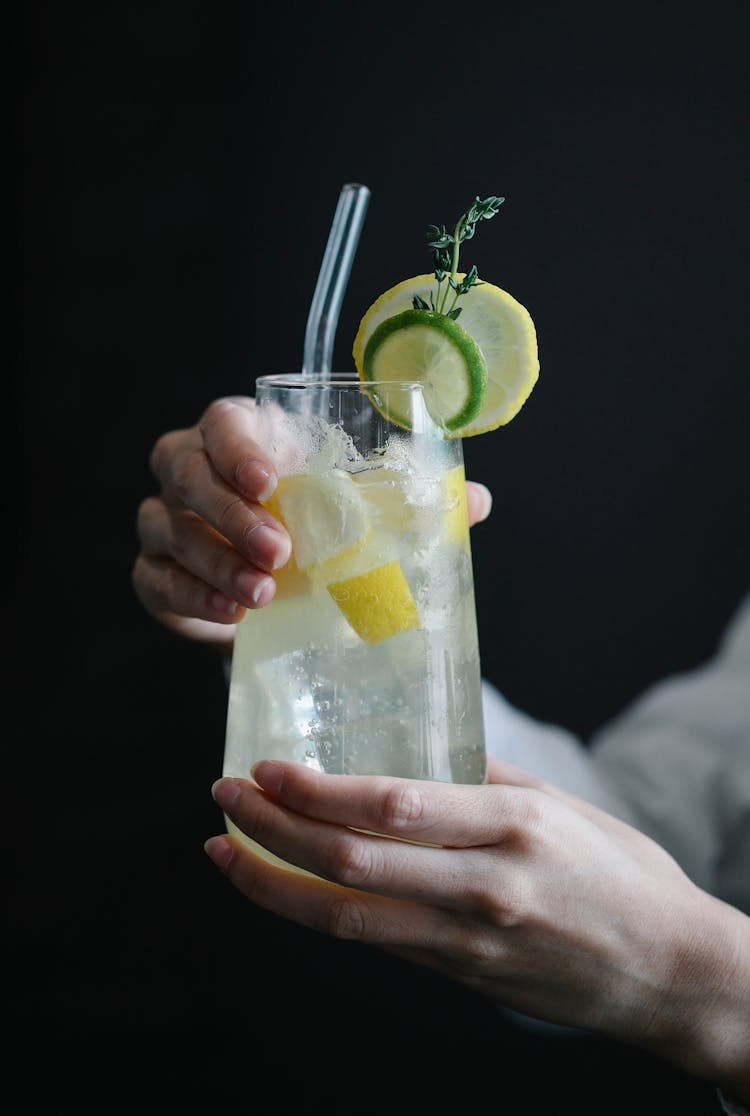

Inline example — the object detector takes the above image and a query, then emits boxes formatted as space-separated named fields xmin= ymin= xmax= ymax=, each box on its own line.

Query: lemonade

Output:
xmin=223 ymin=378 xmax=487 ymax=870
xmin=222 ymin=195 xmax=539 ymax=872
xmin=220 ymin=374 xmax=486 ymax=870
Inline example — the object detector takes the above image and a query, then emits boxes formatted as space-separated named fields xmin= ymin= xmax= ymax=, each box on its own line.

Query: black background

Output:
xmin=12 ymin=1 xmax=748 ymax=1109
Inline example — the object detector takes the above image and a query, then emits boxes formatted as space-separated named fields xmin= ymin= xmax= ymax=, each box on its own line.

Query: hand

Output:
xmin=132 ymin=396 xmax=292 ymax=648
xmin=132 ymin=395 xmax=494 ymax=648
xmin=205 ymin=758 xmax=750 ymax=1101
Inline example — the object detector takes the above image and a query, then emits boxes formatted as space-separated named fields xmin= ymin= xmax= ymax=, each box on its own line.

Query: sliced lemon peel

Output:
xmin=327 ymin=560 xmax=420 ymax=643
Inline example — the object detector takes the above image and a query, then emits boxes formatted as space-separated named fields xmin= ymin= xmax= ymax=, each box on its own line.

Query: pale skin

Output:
xmin=133 ymin=396 xmax=750 ymax=1105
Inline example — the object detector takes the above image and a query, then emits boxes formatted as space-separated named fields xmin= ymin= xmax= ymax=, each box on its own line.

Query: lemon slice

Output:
xmin=359 ymin=308 xmax=487 ymax=432
xmin=267 ymin=471 xmax=369 ymax=571
xmin=327 ymin=560 xmax=420 ymax=643
xmin=353 ymin=274 xmax=539 ymax=436
xmin=442 ymin=465 xmax=470 ymax=545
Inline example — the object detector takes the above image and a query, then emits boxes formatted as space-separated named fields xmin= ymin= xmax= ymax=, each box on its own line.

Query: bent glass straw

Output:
xmin=302 ymin=182 xmax=371 ymax=378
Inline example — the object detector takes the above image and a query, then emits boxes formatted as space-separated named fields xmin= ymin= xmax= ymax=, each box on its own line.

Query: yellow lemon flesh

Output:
xmin=327 ymin=560 xmax=421 ymax=644
xmin=265 ymin=471 xmax=419 ymax=643
xmin=442 ymin=465 xmax=470 ymax=545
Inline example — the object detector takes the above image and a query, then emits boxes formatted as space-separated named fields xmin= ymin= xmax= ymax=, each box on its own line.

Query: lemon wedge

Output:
xmin=327 ymin=560 xmax=420 ymax=643
xmin=442 ymin=465 xmax=470 ymax=545
xmin=353 ymin=273 xmax=539 ymax=436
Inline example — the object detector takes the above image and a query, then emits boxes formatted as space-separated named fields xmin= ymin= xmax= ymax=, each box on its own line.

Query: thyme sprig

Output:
xmin=413 ymin=195 xmax=505 ymax=320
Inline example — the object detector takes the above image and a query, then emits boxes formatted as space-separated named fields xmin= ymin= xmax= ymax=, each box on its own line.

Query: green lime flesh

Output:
xmin=362 ymin=309 xmax=487 ymax=432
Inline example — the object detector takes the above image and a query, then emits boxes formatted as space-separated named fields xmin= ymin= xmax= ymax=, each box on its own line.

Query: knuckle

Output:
xmin=168 ymin=508 xmax=199 ymax=561
xmin=378 ymin=781 xmax=427 ymax=830
xmin=209 ymin=491 xmax=257 ymax=548
xmin=171 ymin=448 xmax=209 ymax=505
xmin=487 ymin=888 xmax=527 ymax=930
xmin=326 ymin=831 xmax=381 ymax=888
xmin=149 ymin=429 xmax=180 ymax=480
xmin=200 ymin=396 xmax=236 ymax=436
xmin=457 ymin=928 xmax=497 ymax=973
xmin=324 ymin=894 xmax=369 ymax=941
xmin=454 ymin=856 xmax=531 ymax=932
xmin=180 ymin=571 xmax=211 ymax=617
xmin=150 ymin=559 xmax=197 ymax=618
xmin=228 ymin=797 xmax=268 ymax=852
xmin=131 ymin=554 xmax=169 ymax=615
xmin=516 ymin=793 xmax=546 ymax=840
xmin=449 ymin=928 xmax=500 ymax=977
xmin=519 ymin=789 xmax=561 ymax=851
xmin=154 ymin=561 xmax=182 ymax=611
xmin=483 ymin=873 xmax=533 ymax=930
xmin=208 ymin=540 xmax=240 ymax=588
xmin=501 ymin=787 xmax=549 ymax=849
xmin=135 ymin=497 xmax=157 ymax=540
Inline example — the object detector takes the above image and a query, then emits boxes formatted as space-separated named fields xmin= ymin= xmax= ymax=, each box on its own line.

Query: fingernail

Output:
xmin=211 ymin=777 xmax=241 ymax=811
xmin=251 ymin=576 xmax=275 ymax=606
xmin=237 ymin=458 xmax=276 ymax=502
xmin=247 ymin=524 xmax=292 ymax=571
xmin=236 ymin=571 xmax=275 ymax=607
xmin=204 ymin=836 xmax=234 ymax=871
xmin=474 ymin=483 xmax=493 ymax=522
xmin=251 ymin=760 xmax=284 ymax=797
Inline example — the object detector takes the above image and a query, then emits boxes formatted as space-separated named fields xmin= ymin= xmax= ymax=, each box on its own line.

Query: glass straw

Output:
xmin=302 ymin=183 xmax=370 ymax=378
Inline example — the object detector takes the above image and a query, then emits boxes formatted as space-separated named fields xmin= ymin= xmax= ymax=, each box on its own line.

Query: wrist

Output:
xmin=645 ymin=889 xmax=750 ymax=1103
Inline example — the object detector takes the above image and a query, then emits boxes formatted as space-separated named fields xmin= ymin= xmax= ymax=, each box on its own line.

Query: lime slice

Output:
xmin=353 ymin=274 xmax=539 ymax=436
xmin=267 ymin=470 xmax=369 ymax=571
xmin=360 ymin=308 xmax=487 ymax=432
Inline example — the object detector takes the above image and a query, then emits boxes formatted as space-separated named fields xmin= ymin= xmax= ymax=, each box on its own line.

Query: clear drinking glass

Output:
xmin=223 ymin=373 xmax=486 ymax=870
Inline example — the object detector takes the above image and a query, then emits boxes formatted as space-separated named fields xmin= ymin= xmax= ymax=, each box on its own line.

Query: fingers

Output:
xmin=131 ymin=549 xmax=246 ymax=626
xmin=130 ymin=562 xmax=239 ymax=645
xmin=153 ymin=446 xmax=290 ymax=574
xmin=133 ymin=397 xmax=293 ymax=641
xmin=151 ymin=398 xmax=271 ymax=500
xmin=198 ymin=397 xmax=277 ymax=498
xmin=149 ymin=401 xmax=291 ymax=573
xmin=193 ymin=398 xmax=493 ymax=539
xmin=223 ymin=763 xmax=544 ymax=852
xmin=204 ymin=832 xmax=451 ymax=948
xmin=212 ymin=777 xmax=495 ymax=908
xmin=134 ymin=497 xmax=277 ymax=613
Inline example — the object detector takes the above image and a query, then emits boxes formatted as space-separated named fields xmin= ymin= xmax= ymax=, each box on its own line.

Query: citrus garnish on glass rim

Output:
xmin=352 ymin=196 xmax=539 ymax=436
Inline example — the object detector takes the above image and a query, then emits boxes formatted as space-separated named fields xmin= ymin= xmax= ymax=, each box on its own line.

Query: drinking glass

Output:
xmin=223 ymin=373 xmax=486 ymax=870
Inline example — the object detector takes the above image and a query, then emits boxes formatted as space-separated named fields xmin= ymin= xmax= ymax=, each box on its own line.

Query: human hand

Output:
xmin=205 ymin=758 xmax=750 ymax=1100
xmin=132 ymin=395 xmax=493 ymax=649
xmin=132 ymin=397 xmax=292 ymax=648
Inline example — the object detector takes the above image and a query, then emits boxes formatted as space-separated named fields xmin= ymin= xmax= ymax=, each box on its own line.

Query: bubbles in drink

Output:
xmin=223 ymin=419 xmax=487 ymax=863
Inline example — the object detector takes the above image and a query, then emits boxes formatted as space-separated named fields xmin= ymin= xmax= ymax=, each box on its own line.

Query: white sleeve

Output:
xmin=587 ymin=594 xmax=750 ymax=912
xmin=484 ymin=594 xmax=750 ymax=912
xmin=481 ymin=680 xmax=623 ymax=814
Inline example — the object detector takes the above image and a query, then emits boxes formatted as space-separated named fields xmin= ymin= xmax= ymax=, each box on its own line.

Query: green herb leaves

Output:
xmin=413 ymin=196 xmax=505 ymax=319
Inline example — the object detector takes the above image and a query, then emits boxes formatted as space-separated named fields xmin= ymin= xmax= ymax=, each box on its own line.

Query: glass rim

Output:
xmin=255 ymin=373 xmax=429 ymax=393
